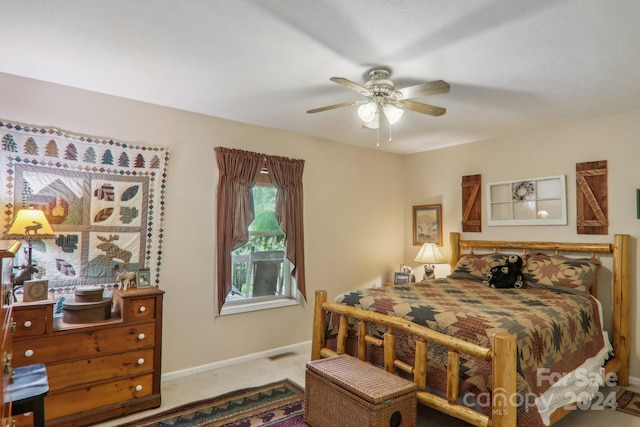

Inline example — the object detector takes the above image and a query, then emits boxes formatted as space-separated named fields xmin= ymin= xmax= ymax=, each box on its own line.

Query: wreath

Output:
xmin=512 ymin=181 xmax=535 ymax=201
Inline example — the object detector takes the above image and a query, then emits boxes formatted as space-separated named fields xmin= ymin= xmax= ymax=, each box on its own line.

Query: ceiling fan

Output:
xmin=307 ymin=69 xmax=450 ymax=133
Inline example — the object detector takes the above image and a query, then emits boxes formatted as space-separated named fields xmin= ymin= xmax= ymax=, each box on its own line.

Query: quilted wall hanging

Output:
xmin=0 ymin=120 xmax=170 ymax=296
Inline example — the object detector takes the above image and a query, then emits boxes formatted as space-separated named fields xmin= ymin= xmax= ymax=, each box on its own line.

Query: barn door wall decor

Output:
xmin=0 ymin=120 xmax=170 ymax=298
xmin=461 ymin=174 xmax=481 ymax=232
xmin=576 ymin=160 xmax=608 ymax=235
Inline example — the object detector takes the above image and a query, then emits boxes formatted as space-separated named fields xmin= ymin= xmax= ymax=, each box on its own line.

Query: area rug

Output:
xmin=616 ymin=389 xmax=640 ymax=417
xmin=116 ymin=379 xmax=306 ymax=427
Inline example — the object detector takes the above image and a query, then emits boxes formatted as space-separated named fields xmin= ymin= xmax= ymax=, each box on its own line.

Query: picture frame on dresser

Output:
xmin=137 ymin=269 xmax=151 ymax=288
xmin=23 ymin=279 xmax=49 ymax=302
xmin=394 ymin=272 xmax=411 ymax=285
xmin=412 ymin=204 xmax=442 ymax=246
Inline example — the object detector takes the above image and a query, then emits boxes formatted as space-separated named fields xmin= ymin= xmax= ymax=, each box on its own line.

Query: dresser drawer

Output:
xmin=12 ymin=373 xmax=155 ymax=426
xmin=118 ymin=296 xmax=156 ymax=322
xmin=12 ymin=304 xmax=51 ymax=337
xmin=12 ymin=322 xmax=156 ymax=366
xmin=129 ymin=296 xmax=156 ymax=320
xmin=47 ymin=347 xmax=155 ymax=391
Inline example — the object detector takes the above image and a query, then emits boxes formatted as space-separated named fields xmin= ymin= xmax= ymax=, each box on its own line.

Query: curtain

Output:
xmin=214 ymin=147 xmax=263 ymax=312
xmin=264 ymin=154 xmax=306 ymax=300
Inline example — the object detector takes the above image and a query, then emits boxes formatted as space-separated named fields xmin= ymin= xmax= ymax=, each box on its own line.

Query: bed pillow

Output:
xmin=521 ymin=253 xmax=600 ymax=294
xmin=448 ymin=253 xmax=512 ymax=282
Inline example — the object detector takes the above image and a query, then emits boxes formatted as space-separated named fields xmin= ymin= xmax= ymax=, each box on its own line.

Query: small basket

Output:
xmin=63 ymin=288 xmax=112 ymax=324
xmin=74 ymin=286 xmax=104 ymax=303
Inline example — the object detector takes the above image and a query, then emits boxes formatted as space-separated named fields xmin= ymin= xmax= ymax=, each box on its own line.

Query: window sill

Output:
xmin=219 ymin=296 xmax=300 ymax=316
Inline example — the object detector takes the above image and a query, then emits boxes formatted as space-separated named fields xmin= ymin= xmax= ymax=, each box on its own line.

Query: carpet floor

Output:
xmin=115 ymin=379 xmax=305 ymax=427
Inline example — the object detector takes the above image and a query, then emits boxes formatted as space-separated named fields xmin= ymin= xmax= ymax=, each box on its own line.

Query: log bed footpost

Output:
xmin=384 ymin=328 xmax=396 ymax=374
xmin=357 ymin=321 xmax=367 ymax=361
xmin=336 ymin=315 xmax=348 ymax=354
xmin=612 ymin=233 xmax=631 ymax=386
xmin=414 ymin=339 xmax=428 ymax=389
xmin=447 ymin=350 xmax=461 ymax=403
xmin=311 ymin=290 xmax=327 ymax=360
xmin=492 ymin=332 xmax=517 ymax=427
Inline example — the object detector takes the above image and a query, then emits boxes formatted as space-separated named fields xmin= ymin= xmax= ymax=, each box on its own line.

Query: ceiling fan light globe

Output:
xmin=383 ymin=104 xmax=404 ymax=125
xmin=362 ymin=112 xmax=380 ymax=129
xmin=357 ymin=101 xmax=378 ymax=122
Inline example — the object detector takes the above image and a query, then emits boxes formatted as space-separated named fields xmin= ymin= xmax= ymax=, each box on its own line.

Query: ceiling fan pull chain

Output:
xmin=388 ymin=124 xmax=393 ymax=143
xmin=376 ymin=127 xmax=380 ymax=147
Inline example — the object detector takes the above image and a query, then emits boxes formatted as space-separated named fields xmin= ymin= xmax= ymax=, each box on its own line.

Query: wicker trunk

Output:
xmin=305 ymin=355 xmax=417 ymax=427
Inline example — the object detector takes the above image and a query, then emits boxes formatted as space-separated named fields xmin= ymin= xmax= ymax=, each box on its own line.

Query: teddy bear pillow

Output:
xmin=486 ymin=255 xmax=524 ymax=289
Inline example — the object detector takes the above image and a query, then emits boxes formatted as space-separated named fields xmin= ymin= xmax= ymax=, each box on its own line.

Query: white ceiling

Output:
xmin=2 ymin=1 xmax=640 ymax=154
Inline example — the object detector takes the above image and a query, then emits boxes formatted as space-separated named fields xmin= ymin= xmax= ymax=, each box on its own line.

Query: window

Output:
xmin=487 ymin=175 xmax=567 ymax=226
xmin=214 ymin=147 xmax=306 ymax=315
xmin=224 ymin=183 xmax=297 ymax=314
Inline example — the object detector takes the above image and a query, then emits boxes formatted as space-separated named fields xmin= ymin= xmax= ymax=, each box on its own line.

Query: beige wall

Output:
xmin=2 ymin=72 xmax=638 ymax=383
xmin=403 ymin=109 xmax=640 ymax=381
xmin=0 ymin=73 xmax=405 ymax=373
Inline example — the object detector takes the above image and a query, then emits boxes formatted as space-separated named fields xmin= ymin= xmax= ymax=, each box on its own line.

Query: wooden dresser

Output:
xmin=11 ymin=286 xmax=164 ymax=426
xmin=1 ymin=240 xmax=20 ymax=427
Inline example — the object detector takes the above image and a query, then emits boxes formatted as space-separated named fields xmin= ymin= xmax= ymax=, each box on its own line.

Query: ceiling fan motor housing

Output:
xmin=365 ymin=69 xmax=401 ymax=100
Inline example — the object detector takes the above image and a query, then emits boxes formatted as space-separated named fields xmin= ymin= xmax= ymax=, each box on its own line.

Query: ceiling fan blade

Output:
xmin=400 ymin=100 xmax=447 ymax=116
xmin=396 ymin=80 xmax=450 ymax=100
xmin=306 ymin=100 xmax=360 ymax=114
xmin=330 ymin=77 xmax=372 ymax=97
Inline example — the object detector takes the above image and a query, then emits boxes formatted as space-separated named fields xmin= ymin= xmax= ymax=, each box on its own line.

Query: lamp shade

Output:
xmin=357 ymin=101 xmax=378 ymax=122
xmin=414 ymin=242 xmax=446 ymax=264
xmin=361 ymin=112 xmax=380 ymax=129
xmin=6 ymin=207 xmax=56 ymax=239
xmin=358 ymin=101 xmax=380 ymax=129
xmin=382 ymin=103 xmax=404 ymax=125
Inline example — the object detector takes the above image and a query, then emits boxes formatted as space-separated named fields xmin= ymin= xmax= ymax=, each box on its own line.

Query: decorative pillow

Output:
xmin=521 ymin=253 xmax=600 ymax=294
xmin=487 ymin=255 xmax=525 ymax=289
xmin=448 ymin=253 xmax=512 ymax=282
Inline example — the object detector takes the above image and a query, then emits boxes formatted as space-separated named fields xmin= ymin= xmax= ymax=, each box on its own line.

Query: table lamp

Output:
xmin=6 ymin=207 xmax=56 ymax=282
xmin=414 ymin=242 xmax=446 ymax=280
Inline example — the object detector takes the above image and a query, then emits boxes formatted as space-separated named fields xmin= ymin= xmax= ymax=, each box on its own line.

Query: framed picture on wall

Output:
xmin=412 ymin=204 xmax=442 ymax=246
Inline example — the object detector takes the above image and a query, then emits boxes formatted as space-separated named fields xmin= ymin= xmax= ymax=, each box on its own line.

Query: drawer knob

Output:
xmin=137 ymin=358 xmax=145 ymax=365
xmin=139 ymin=306 xmax=146 ymax=313
xmin=23 ymin=320 xmax=32 ymax=328
xmin=138 ymin=333 xmax=146 ymax=340
xmin=135 ymin=384 xmax=143 ymax=392
xmin=24 ymin=349 xmax=34 ymax=358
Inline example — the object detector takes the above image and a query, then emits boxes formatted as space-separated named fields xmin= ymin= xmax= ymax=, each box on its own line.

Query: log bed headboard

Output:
xmin=311 ymin=232 xmax=631 ymax=427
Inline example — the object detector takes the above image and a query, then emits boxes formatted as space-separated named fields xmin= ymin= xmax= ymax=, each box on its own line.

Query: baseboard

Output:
xmin=161 ymin=340 xmax=311 ymax=382
xmin=628 ymin=375 xmax=640 ymax=387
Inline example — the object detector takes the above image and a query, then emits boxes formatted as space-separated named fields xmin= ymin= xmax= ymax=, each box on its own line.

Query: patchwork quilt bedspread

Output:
xmin=327 ymin=278 xmax=607 ymax=426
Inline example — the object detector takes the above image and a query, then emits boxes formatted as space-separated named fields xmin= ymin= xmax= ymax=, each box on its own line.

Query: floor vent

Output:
xmin=268 ymin=351 xmax=297 ymax=361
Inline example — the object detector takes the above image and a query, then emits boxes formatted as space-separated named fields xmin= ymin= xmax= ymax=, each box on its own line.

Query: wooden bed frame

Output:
xmin=311 ymin=232 xmax=631 ymax=427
